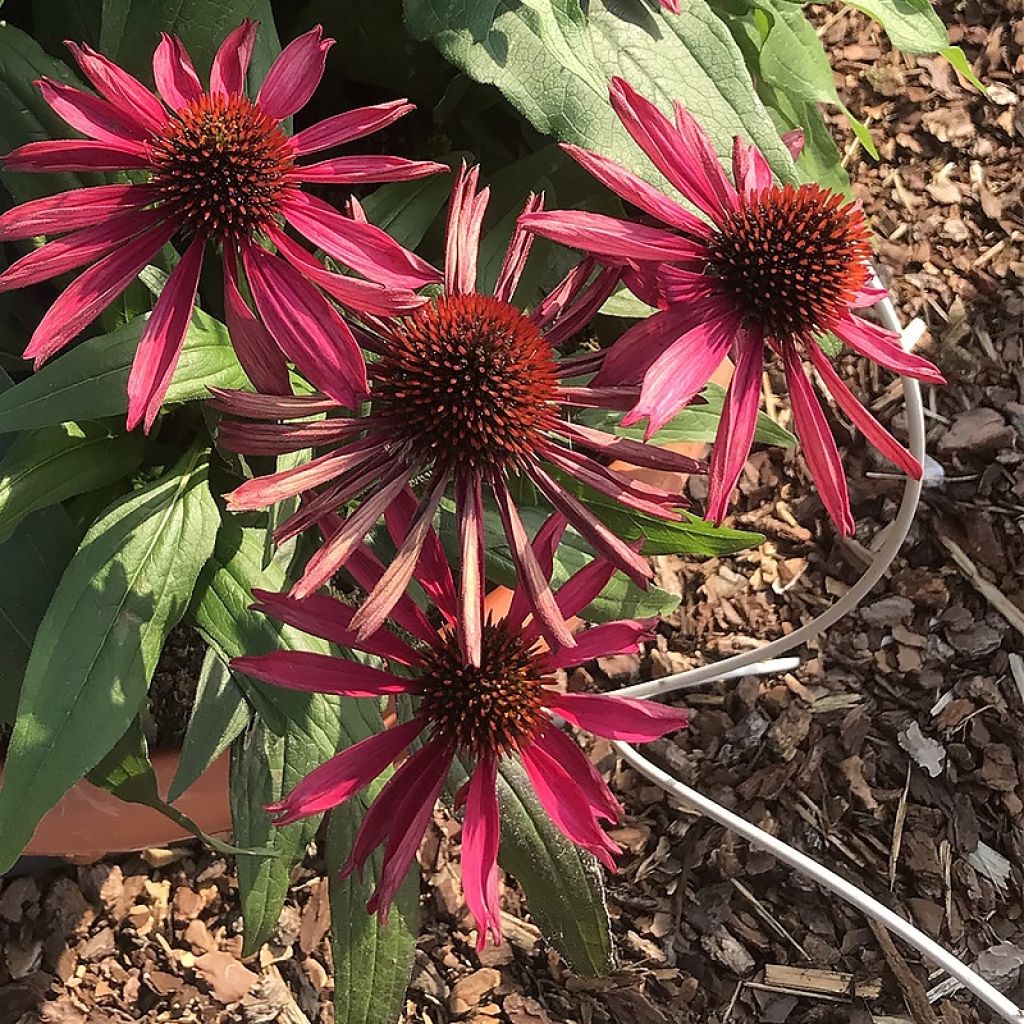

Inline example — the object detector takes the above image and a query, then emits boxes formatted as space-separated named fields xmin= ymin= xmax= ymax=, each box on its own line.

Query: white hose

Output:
xmin=606 ymin=287 xmax=1024 ymax=1023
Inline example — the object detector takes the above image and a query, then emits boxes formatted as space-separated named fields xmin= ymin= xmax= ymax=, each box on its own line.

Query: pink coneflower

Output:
xmin=215 ymin=164 xmax=703 ymax=661
xmin=0 ymin=21 xmax=444 ymax=430
xmin=519 ymin=78 xmax=945 ymax=534
xmin=232 ymin=513 xmax=689 ymax=946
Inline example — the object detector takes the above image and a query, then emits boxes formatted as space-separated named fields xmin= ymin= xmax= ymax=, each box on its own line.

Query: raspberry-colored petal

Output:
xmin=781 ymin=341 xmax=854 ymax=536
xmin=505 ymin=512 xmax=566 ymax=633
xmin=781 ymin=128 xmax=805 ymax=160
xmin=832 ymin=313 xmax=946 ymax=385
xmin=231 ymin=650 xmax=414 ymax=698
xmin=5 ymin=139 xmax=150 ymax=172
xmin=152 ymin=33 xmax=202 ymax=110
xmin=210 ymin=19 xmax=258 ymax=96
xmin=126 ymin=235 xmax=204 ymax=433
xmin=659 ymin=0 xmax=681 ymax=11
xmin=295 ymin=154 xmax=448 ymax=184
xmin=533 ymin=722 xmax=621 ymax=824
xmin=0 ymin=184 xmax=154 ymax=241
xmin=495 ymin=192 xmax=544 ymax=304
xmin=548 ymin=692 xmax=689 ymax=742
xmin=64 ymin=42 xmax=167 ymax=134
xmin=542 ymin=619 xmax=655 ymax=670
xmin=445 ymin=163 xmax=489 ymax=297
xmin=281 ymin=189 xmax=441 ymax=290
xmin=257 ymin=25 xmax=332 ymax=121
xmin=24 ymin=217 xmax=175 ymax=366
xmin=37 ymin=78 xmax=149 ymax=150
xmin=462 ymin=753 xmax=503 ymax=950
xmin=222 ymin=256 xmax=290 ymax=394
xmin=291 ymin=100 xmax=415 ymax=156
xmin=808 ymin=343 xmax=922 ymax=480
xmin=456 ymin=473 xmax=486 ymax=667
xmin=731 ymin=135 xmax=773 ymax=198
xmin=265 ymin=718 xmax=424 ymax=825
xmin=705 ymin=327 xmax=764 ymax=523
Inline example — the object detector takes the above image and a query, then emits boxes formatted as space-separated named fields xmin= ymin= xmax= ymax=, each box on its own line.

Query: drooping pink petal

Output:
xmin=674 ymin=100 xmax=742 ymax=216
xmin=456 ymin=473 xmax=485 ymax=666
xmin=623 ymin=310 xmax=742 ymax=438
xmin=518 ymin=209 xmax=708 ymax=264
xmin=558 ymin=422 xmax=704 ymax=475
xmin=23 ymin=217 xmax=176 ymax=366
xmin=290 ymin=99 xmax=415 ymax=156
xmin=533 ymin=723 xmax=620 ymax=824
xmin=242 ymin=242 xmax=368 ymax=406
xmin=64 ymin=42 xmax=167 ymax=134
xmin=731 ymin=136 xmax=773 ymax=198
xmin=781 ymin=341 xmax=854 ymax=536
xmin=445 ymin=163 xmax=489 ymax=297
xmin=207 ymin=388 xmax=338 ymax=419
xmin=222 ymin=256 xmax=290 ymax=394
xmin=705 ymin=327 xmax=765 ymax=523
xmin=210 ymin=19 xmax=258 ymax=96
xmin=225 ymin=443 xmax=378 ymax=511
xmin=462 ymin=753 xmax=502 ymax=949
xmin=542 ymin=265 xmax=622 ymax=348
xmin=126 ymin=235 xmax=204 ymax=432
xmin=265 ymin=718 xmax=424 ymax=825
xmin=292 ymin=465 xmax=411 ymax=600
xmin=272 ymin=471 xmax=380 ymax=546
xmin=257 ymin=25 xmax=332 ymax=122
xmin=851 ymin=283 xmax=889 ymax=308
xmin=620 ymin=261 xmax=664 ymax=310
xmin=36 ymin=78 xmax=149 ymax=151
xmin=281 ymin=189 xmax=441 ymax=290
xmin=152 ymin=33 xmax=203 ymax=110
xmin=608 ymin=77 xmax=736 ymax=221
xmin=231 ymin=650 xmax=414 ymax=698
xmin=528 ymin=463 xmax=653 ymax=587
xmin=551 ymin=551 xmax=621 ymax=623
xmin=365 ymin=741 xmax=452 ymax=923
xmin=505 ymin=511 xmax=566 ymax=634
xmin=560 ymin=143 xmax=710 ymax=236
xmin=781 ymin=128 xmax=805 ymax=160
xmin=0 ymin=206 xmax=167 ymax=292
xmin=593 ymin=301 xmax=722 ymax=388
xmin=295 ymin=154 xmax=448 ymax=184
xmin=493 ymin=478 xmax=576 ymax=652
xmin=531 ymin=257 xmax=599 ymax=332
xmin=0 ymin=183 xmax=154 ymax=241
xmin=266 ymin=224 xmax=424 ymax=316
xmin=350 ymin=471 xmax=451 ymax=641
xmin=658 ymin=265 xmax=721 ymax=305
xmin=808 ymin=343 xmax=922 ymax=479
xmin=832 ymin=314 xmax=946 ymax=384
xmin=542 ymin=619 xmax=655 ymax=670
xmin=519 ymin=739 xmax=619 ymax=870
xmin=549 ymin=692 xmax=689 ymax=742
xmin=250 ymin=589 xmax=422 ymax=666
xmin=217 ymin=418 xmax=359 ymax=456
xmin=495 ymin=192 xmax=543 ymax=304
xmin=4 ymin=139 xmax=150 ymax=172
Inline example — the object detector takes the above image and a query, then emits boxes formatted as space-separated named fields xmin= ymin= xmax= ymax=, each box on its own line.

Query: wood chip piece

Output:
xmin=194 ymin=950 xmax=259 ymax=1004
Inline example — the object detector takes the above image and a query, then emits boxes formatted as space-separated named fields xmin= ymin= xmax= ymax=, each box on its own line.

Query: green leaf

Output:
xmin=32 ymin=0 xmax=103 ymax=59
xmin=89 ymin=718 xmax=267 ymax=857
xmin=578 ymin=382 xmax=796 ymax=448
xmin=361 ymin=173 xmax=455 ymax=252
xmin=0 ymin=23 xmax=91 ymax=202
xmin=167 ymin=647 xmax=250 ymax=803
xmin=191 ymin=522 xmax=384 ymax=954
xmin=445 ymin=755 xmax=613 ymax=975
xmin=326 ymin=784 xmax=419 ymax=1024
xmin=0 ymin=445 xmax=218 ymax=872
xmin=405 ymin=0 xmax=797 ymax=188
xmin=0 ymin=310 xmax=249 ymax=434
xmin=0 ymin=421 xmax=145 ymax=543
xmin=99 ymin=0 xmax=281 ymax=89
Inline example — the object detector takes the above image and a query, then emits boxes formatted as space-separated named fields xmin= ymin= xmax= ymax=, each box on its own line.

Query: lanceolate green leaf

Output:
xmin=0 ymin=445 xmax=218 ymax=872
xmin=0 ymin=23 xmax=90 ymax=201
xmin=191 ymin=523 xmax=384 ymax=954
xmin=405 ymin=0 xmax=796 ymax=187
xmin=0 ymin=311 xmax=249 ymax=434
xmin=99 ymin=0 xmax=281 ymax=88
xmin=0 ymin=422 xmax=145 ymax=543
xmin=327 ymin=783 xmax=419 ymax=1024
xmin=167 ymin=647 xmax=251 ymax=804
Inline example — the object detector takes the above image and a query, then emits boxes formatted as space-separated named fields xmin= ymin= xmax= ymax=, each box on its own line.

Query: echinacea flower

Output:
xmin=0 ymin=21 xmax=444 ymax=430
xmin=519 ymin=78 xmax=945 ymax=534
xmin=232 ymin=512 xmax=689 ymax=945
xmin=215 ymin=163 xmax=703 ymax=661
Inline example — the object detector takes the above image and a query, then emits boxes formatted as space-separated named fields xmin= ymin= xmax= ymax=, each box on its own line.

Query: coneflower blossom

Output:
xmin=216 ymin=163 xmax=704 ymax=662
xmin=0 ymin=21 xmax=444 ymax=430
xmin=519 ymin=78 xmax=945 ymax=534
xmin=232 ymin=513 xmax=689 ymax=946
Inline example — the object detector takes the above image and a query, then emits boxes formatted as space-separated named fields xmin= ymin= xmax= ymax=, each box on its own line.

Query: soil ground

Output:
xmin=1 ymin=2 xmax=1022 ymax=1021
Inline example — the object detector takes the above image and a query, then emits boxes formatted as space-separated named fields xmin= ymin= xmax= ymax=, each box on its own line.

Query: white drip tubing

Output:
xmin=607 ymin=284 xmax=1024 ymax=1023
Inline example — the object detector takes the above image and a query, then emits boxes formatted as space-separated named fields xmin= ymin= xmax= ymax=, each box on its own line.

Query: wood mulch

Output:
xmin=1 ymin=1 xmax=1022 ymax=1021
